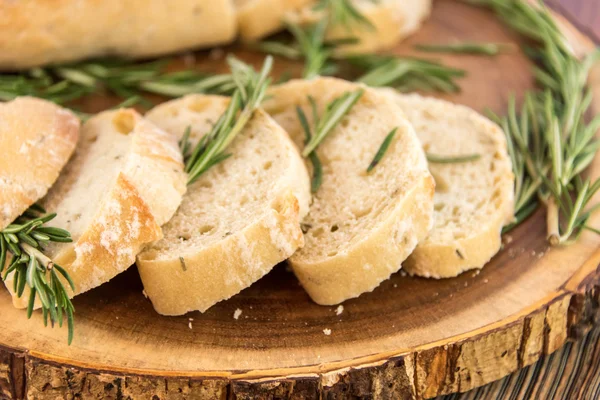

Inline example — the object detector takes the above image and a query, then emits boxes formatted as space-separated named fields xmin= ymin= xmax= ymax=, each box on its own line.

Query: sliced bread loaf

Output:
xmin=284 ymin=0 xmax=432 ymax=54
xmin=137 ymin=95 xmax=311 ymax=315
xmin=379 ymin=90 xmax=514 ymax=278
xmin=263 ymin=78 xmax=435 ymax=305
xmin=6 ymin=108 xmax=187 ymax=308
xmin=0 ymin=97 xmax=79 ymax=230
xmin=236 ymin=0 xmax=314 ymax=41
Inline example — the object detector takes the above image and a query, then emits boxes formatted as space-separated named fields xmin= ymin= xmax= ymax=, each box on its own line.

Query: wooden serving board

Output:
xmin=1 ymin=1 xmax=599 ymax=399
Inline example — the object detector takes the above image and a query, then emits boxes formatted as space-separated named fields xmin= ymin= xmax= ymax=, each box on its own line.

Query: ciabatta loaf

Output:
xmin=7 ymin=109 xmax=187 ymax=308
xmin=137 ymin=95 xmax=311 ymax=316
xmin=0 ymin=0 xmax=237 ymax=69
xmin=380 ymin=90 xmax=514 ymax=278
xmin=284 ymin=0 xmax=432 ymax=54
xmin=236 ymin=0 xmax=314 ymax=41
xmin=264 ymin=78 xmax=435 ymax=305
xmin=0 ymin=97 xmax=79 ymax=230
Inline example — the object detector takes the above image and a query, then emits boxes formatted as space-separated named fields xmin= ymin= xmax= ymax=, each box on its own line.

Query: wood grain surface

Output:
xmin=0 ymin=1 xmax=599 ymax=399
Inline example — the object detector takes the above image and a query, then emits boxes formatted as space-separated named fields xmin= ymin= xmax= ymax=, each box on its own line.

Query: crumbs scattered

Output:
xmin=393 ymin=283 xmax=398 ymax=288
xmin=233 ymin=309 xmax=243 ymax=320
xmin=335 ymin=305 xmax=344 ymax=316
xmin=464 ymin=282 xmax=469 ymax=287
xmin=484 ymin=279 xmax=489 ymax=284
xmin=323 ymin=329 xmax=332 ymax=336
xmin=504 ymin=235 xmax=513 ymax=244
xmin=471 ymin=270 xmax=480 ymax=277
xmin=188 ymin=321 xmax=193 ymax=330
xmin=400 ymin=270 xmax=407 ymax=277
xmin=142 ymin=290 xmax=148 ymax=299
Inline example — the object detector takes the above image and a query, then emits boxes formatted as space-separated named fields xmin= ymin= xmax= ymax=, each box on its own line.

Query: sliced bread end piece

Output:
xmin=138 ymin=95 xmax=310 ymax=315
xmin=264 ymin=77 xmax=435 ymax=305
xmin=6 ymin=108 xmax=186 ymax=308
xmin=0 ymin=97 xmax=80 ymax=230
xmin=379 ymin=90 xmax=515 ymax=278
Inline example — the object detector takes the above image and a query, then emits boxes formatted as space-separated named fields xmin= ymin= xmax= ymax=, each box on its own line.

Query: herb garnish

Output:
xmin=367 ymin=128 xmax=398 ymax=172
xmin=296 ymin=89 xmax=363 ymax=192
xmin=184 ymin=56 xmax=273 ymax=185
xmin=426 ymin=153 xmax=482 ymax=164
xmin=415 ymin=42 xmax=512 ymax=56
xmin=474 ymin=0 xmax=600 ymax=244
xmin=0 ymin=205 xmax=75 ymax=344
xmin=313 ymin=0 xmax=376 ymax=31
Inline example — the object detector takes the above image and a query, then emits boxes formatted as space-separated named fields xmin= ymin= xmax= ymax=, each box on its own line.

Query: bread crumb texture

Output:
xmin=379 ymin=90 xmax=514 ymax=278
xmin=264 ymin=78 xmax=434 ymax=305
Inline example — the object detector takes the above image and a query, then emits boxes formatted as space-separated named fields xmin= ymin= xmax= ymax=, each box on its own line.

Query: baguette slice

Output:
xmin=0 ymin=0 xmax=237 ymax=69
xmin=6 ymin=109 xmax=187 ymax=308
xmin=264 ymin=78 xmax=435 ymax=305
xmin=284 ymin=0 xmax=432 ymax=54
xmin=379 ymin=90 xmax=514 ymax=278
xmin=137 ymin=95 xmax=311 ymax=316
xmin=0 ymin=97 xmax=79 ymax=230
xmin=236 ymin=0 xmax=314 ymax=41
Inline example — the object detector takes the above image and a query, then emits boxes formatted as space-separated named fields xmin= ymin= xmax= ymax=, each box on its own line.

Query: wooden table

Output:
xmin=442 ymin=1 xmax=599 ymax=398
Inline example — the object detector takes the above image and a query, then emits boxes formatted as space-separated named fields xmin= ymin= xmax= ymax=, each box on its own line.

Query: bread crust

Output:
xmin=380 ymin=91 xmax=515 ymax=278
xmin=0 ymin=0 xmax=237 ymax=69
xmin=237 ymin=0 xmax=314 ymax=41
xmin=137 ymin=190 xmax=303 ymax=315
xmin=0 ymin=97 xmax=79 ymax=230
xmin=285 ymin=0 xmax=432 ymax=54
xmin=6 ymin=109 xmax=185 ymax=308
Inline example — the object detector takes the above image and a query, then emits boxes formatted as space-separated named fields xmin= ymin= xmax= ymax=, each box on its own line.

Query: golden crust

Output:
xmin=137 ymin=191 xmax=303 ymax=315
xmin=237 ymin=0 xmax=314 ymax=41
xmin=0 ymin=97 xmax=79 ymax=230
xmin=0 ymin=0 xmax=237 ymax=69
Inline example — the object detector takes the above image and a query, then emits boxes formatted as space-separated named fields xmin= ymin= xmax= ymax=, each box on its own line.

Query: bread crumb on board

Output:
xmin=188 ymin=321 xmax=193 ymax=330
xmin=233 ymin=308 xmax=243 ymax=320
xmin=323 ymin=328 xmax=332 ymax=336
xmin=335 ymin=305 xmax=344 ymax=316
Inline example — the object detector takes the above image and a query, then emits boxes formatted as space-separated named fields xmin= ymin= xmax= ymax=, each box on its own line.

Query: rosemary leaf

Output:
xmin=367 ymin=127 xmax=397 ymax=172
xmin=0 ymin=206 xmax=76 ymax=344
xmin=426 ymin=153 xmax=481 ymax=164
xmin=314 ymin=0 xmax=376 ymax=31
xmin=296 ymin=106 xmax=324 ymax=193
xmin=415 ymin=42 xmax=512 ymax=56
xmin=185 ymin=56 xmax=273 ymax=185
xmin=302 ymin=89 xmax=363 ymax=156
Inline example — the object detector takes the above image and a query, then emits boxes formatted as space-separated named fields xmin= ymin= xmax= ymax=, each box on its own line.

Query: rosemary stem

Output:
xmin=21 ymin=243 xmax=54 ymax=270
xmin=546 ymin=197 xmax=560 ymax=246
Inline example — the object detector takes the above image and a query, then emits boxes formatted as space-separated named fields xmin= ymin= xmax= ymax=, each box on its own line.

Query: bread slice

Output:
xmin=137 ymin=95 xmax=311 ymax=315
xmin=6 ymin=108 xmax=187 ymax=308
xmin=284 ymin=0 xmax=432 ymax=54
xmin=0 ymin=97 xmax=79 ymax=231
xmin=263 ymin=77 xmax=435 ymax=305
xmin=379 ymin=90 xmax=514 ymax=278
xmin=0 ymin=0 xmax=237 ymax=69
xmin=236 ymin=0 xmax=314 ymax=41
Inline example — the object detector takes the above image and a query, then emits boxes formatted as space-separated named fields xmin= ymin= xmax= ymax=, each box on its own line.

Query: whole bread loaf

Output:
xmin=0 ymin=0 xmax=237 ymax=69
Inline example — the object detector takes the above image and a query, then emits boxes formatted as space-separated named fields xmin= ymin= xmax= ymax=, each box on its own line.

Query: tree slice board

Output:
xmin=1 ymin=1 xmax=599 ymax=399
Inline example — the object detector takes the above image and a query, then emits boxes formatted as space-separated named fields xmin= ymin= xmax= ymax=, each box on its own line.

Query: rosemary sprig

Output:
xmin=184 ymin=56 xmax=273 ymax=185
xmin=302 ymin=89 xmax=363 ymax=156
xmin=287 ymin=21 xmax=340 ymax=79
xmin=367 ymin=128 xmax=397 ymax=172
xmin=473 ymin=0 xmax=600 ymax=245
xmin=0 ymin=205 xmax=75 ymax=344
xmin=426 ymin=153 xmax=482 ymax=164
xmin=0 ymin=59 xmax=236 ymax=108
xmin=296 ymin=90 xmax=363 ymax=192
xmin=313 ymin=0 xmax=376 ymax=31
xmin=349 ymin=55 xmax=466 ymax=93
xmin=415 ymin=42 xmax=512 ymax=56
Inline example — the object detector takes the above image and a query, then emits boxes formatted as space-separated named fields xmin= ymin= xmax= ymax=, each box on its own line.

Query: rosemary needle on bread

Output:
xmin=0 ymin=205 xmax=75 ymax=344
xmin=184 ymin=56 xmax=273 ymax=185
xmin=367 ymin=128 xmax=398 ymax=172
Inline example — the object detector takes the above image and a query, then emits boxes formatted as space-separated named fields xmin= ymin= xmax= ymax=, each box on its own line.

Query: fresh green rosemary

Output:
xmin=0 ymin=59 xmax=236 ymax=108
xmin=313 ymin=0 xmax=376 ymax=31
xmin=426 ymin=153 xmax=482 ymax=164
xmin=367 ymin=128 xmax=397 ymax=172
xmin=296 ymin=90 xmax=363 ymax=192
xmin=0 ymin=205 xmax=75 ymax=344
xmin=473 ymin=0 xmax=600 ymax=244
xmin=184 ymin=56 xmax=273 ymax=185
xmin=350 ymin=55 xmax=466 ymax=93
xmin=415 ymin=42 xmax=512 ymax=56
